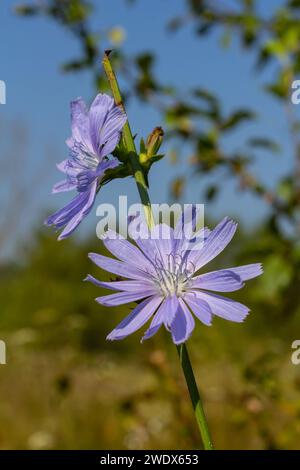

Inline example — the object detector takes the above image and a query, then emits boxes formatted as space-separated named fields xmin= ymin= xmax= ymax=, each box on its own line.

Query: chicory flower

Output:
xmin=86 ymin=209 xmax=263 ymax=344
xmin=45 ymin=94 xmax=127 ymax=240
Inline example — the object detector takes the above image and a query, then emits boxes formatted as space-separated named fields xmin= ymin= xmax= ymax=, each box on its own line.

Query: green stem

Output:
xmin=102 ymin=50 xmax=214 ymax=450
xmin=102 ymin=51 xmax=154 ymax=229
xmin=177 ymin=344 xmax=213 ymax=449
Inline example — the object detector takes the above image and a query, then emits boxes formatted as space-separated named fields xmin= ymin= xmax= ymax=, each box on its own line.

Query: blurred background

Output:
xmin=1 ymin=0 xmax=300 ymax=449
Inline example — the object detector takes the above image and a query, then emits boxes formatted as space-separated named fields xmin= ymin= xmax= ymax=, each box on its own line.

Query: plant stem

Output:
xmin=102 ymin=50 xmax=214 ymax=450
xmin=102 ymin=51 xmax=154 ymax=229
xmin=177 ymin=344 xmax=213 ymax=449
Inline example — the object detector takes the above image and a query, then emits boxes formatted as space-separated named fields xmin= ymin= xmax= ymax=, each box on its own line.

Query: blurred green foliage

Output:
xmin=0 ymin=229 xmax=300 ymax=449
xmin=1 ymin=0 xmax=299 ymax=449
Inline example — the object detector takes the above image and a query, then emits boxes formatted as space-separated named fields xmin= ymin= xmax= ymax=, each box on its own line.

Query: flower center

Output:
xmin=70 ymin=141 xmax=99 ymax=171
xmin=152 ymin=253 xmax=195 ymax=298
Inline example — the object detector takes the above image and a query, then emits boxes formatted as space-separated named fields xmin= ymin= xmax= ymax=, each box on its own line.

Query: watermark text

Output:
xmin=291 ymin=340 xmax=300 ymax=365
xmin=96 ymin=197 xmax=205 ymax=250
xmin=0 ymin=80 xmax=6 ymax=104
xmin=0 ymin=340 xmax=6 ymax=364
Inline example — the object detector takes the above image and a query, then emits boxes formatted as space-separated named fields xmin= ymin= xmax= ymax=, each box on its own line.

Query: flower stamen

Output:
xmin=151 ymin=252 xmax=196 ymax=297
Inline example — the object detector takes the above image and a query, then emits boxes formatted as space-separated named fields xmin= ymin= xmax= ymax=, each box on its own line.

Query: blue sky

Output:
xmin=0 ymin=0 xmax=298 ymax=253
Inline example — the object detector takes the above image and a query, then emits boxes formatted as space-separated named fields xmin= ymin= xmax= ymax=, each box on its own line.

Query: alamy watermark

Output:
xmin=0 ymin=80 xmax=6 ymax=104
xmin=95 ymin=197 xmax=205 ymax=250
xmin=291 ymin=340 xmax=300 ymax=365
xmin=0 ymin=340 xmax=6 ymax=364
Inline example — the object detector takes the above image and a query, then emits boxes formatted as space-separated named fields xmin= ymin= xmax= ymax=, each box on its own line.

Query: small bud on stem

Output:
xmin=146 ymin=126 xmax=164 ymax=157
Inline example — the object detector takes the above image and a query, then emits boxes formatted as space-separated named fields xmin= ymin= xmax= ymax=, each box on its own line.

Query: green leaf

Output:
xmin=220 ymin=109 xmax=255 ymax=131
xmin=193 ymin=88 xmax=220 ymax=119
xmin=247 ymin=137 xmax=280 ymax=153
xmin=264 ymin=39 xmax=286 ymax=58
xmin=15 ymin=5 xmax=39 ymax=15
xmin=205 ymin=185 xmax=219 ymax=201
xmin=258 ymin=254 xmax=293 ymax=300
xmin=139 ymin=138 xmax=146 ymax=154
xmin=265 ymin=79 xmax=289 ymax=99
xmin=171 ymin=177 xmax=185 ymax=200
xmin=277 ymin=177 xmax=293 ymax=202
xmin=220 ymin=29 xmax=232 ymax=49
xmin=288 ymin=0 xmax=300 ymax=8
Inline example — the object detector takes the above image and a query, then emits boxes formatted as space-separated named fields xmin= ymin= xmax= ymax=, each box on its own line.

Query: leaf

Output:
xmin=205 ymin=185 xmax=219 ymax=201
xmin=220 ymin=109 xmax=256 ymax=131
xmin=100 ymin=164 xmax=132 ymax=186
xmin=193 ymin=89 xmax=220 ymax=120
xmin=15 ymin=5 xmax=39 ymax=15
xmin=196 ymin=22 xmax=213 ymax=36
xmin=167 ymin=17 xmax=184 ymax=32
xmin=258 ymin=254 xmax=293 ymax=300
xmin=288 ymin=0 xmax=300 ymax=8
xmin=247 ymin=138 xmax=280 ymax=153
xmin=277 ymin=177 xmax=293 ymax=202
xmin=135 ymin=53 xmax=154 ymax=71
xmin=139 ymin=138 xmax=146 ymax=154
xmin=61 ymin=59 xmax=88 ymax=72
xmin=135 ymin=52 xmax=157 ymax=96
xmin=256 ymin=46 xmax=272 ymax=69
xmin=171 ymin=177 xmax=185 ymax=200
xmin=193 ymin=88 xmax=219 ymax=107
xmin=241 ymin=14 xmax=259 ymax=47
xmin=264 ymin=39 xmax=286 ymax=58
xmin=220 ymin=29 xmax=232 ymax=48
xmin=265 ymin=82 xmax=288 ymax=100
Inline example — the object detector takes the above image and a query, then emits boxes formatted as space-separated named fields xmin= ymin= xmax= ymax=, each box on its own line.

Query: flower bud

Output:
xmin=146 ymin=126 xmax=164 ymax=157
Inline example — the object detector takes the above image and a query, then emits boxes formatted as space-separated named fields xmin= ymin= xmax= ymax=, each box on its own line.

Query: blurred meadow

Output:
xmin=1 ymin=0 xmax=300 ymax=449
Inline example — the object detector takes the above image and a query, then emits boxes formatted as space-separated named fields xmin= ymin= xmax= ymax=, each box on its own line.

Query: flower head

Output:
xmin=86 ymin=208 xmax=263 ymax=344
xmin=45 ymin=94 xmax=127 ymax=240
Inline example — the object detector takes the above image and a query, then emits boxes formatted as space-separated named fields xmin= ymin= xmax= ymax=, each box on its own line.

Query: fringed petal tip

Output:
xmin=88 ymin=253 xmax=98 ymax=265
xmin=83 ymin=274 xmax=103 ymax=285
xmin=221 ymin=215 xmax=237 ymax=226
xmin=257 ymin=263 xmax=264 ymax=274
xmin=44 ymin=217 xmax=64 ymax=242
xmin=44 ymin=218 xmax=59 ymax=234
xmin=106 ymin=331 xmax=121 ymax=341
xmin=57 ymin=233 xmax=67 ymax=241
xmin=70 ymin=96 xmax=84 ymax=108
xmin=247 ymin=262 xmax=263 ymax=279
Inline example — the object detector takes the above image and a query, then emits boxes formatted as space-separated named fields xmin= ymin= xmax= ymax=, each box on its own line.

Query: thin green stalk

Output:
xmin=177 ymin=344 xmax=213 ymax=449
xmin=102 ymin=51 xmax=154 ymax=229
xmin=102 ymin=50 xmax=214 ymax=450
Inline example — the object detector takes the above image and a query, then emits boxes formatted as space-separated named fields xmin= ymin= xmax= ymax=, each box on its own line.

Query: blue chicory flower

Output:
xmin=45 ymin=94 xmax=127 ymax=240
xmin=86 ymin=209 xmax=263 ymax=345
